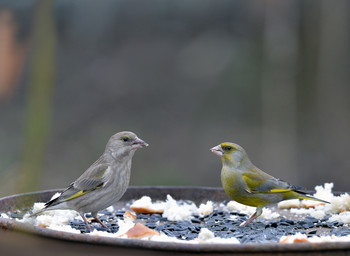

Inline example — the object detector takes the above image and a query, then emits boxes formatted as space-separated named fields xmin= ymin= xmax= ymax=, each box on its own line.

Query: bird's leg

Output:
xmin=94 ymin=216 xmax=109 ymax=229
xmin=81 ymin=214 xmax=92 ymax=230
xmin=240 ymin=207 xmax=263 ymax=227
xmin=92 ymin=212 xmax=109 ymax=229
xmin=240 ymin=212 xmax=257 ymax=227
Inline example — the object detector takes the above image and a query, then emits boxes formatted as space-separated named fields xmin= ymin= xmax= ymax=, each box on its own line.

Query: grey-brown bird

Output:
xmin=32 ymin=131 xmax=148 ymax=229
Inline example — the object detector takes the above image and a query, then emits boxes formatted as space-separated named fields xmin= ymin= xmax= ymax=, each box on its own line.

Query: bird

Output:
xmin=31 ymin=131 xmax=148 ymax=229
xmin=210 ymin=142 xmax=329 ymax=226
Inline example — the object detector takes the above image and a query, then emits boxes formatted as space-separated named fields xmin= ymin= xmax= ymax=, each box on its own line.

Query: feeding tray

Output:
xmin=1 ymin=186 xmax=350 ymax=255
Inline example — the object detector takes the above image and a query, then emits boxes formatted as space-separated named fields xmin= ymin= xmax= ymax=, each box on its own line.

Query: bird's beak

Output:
xmin=132 ymin=137 xmax=149 ymax=149
xmin=210 ymin=145 xmax=224 ymax=156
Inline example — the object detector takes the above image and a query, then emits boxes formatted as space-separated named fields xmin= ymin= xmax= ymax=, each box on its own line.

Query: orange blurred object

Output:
xmin=0 ymin=9 xmax=28 ymax=100
xmin=124 ymin=223 xmax=159 ymax=238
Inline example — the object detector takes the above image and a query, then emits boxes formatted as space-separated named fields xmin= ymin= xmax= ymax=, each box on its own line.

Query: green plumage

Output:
xmin=211 ymin=142 xmax=329 ymax=226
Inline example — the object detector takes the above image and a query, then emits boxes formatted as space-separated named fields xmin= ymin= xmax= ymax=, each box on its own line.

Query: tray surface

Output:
xmin=1 ymin=186 xmax=350 ymax=253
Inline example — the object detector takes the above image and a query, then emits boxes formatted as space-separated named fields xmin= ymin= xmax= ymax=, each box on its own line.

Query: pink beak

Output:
xmin=210 ymin=145 xmax=224 ymax=156
xmin=132 ymin=137 xmax=149 ymax=149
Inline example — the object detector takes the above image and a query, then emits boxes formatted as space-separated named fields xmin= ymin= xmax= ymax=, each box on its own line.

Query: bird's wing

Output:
xmin=242 ymin=169 xmax=299 ymax=194
xmin=45 ymin=163 xmax=109 ymax=207
xmin=74 ymin=162 xmax=110 ymax=191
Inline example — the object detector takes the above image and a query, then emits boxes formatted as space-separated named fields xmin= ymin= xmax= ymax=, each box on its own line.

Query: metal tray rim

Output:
xmin=1 ymin=186 xmax=350 ymax=253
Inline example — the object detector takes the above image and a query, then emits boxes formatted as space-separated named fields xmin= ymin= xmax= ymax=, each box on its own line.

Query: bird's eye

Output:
xmin=225 ymin=146 xmax=232 ymax=151
xmin=122 ymin=137 xmax=129 ymax=142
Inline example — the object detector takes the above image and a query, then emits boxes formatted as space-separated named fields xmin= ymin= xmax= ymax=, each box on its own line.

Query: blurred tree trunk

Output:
xmin=17 ymin=0 xmax=56 ymax=193
xmin=313 ymin=0 xmax=350 ymax=183
xmin=260 ymin=0 xmax=299 ymax=182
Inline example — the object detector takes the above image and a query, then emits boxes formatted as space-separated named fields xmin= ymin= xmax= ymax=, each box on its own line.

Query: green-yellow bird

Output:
xmin=210 ymin=142 xmax=329 ymax=226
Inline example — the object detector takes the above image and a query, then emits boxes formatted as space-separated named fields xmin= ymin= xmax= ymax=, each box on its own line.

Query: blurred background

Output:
xmin=0 ymin=0 xmax=349 ymax=197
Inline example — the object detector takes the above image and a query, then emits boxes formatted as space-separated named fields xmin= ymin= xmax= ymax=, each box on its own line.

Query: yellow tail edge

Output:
xmin=298 ymin=195 xmax=329 ymax=204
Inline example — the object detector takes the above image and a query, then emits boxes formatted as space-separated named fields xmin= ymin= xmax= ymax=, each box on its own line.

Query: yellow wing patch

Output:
xmin=269 ymin=188 xmax=292 ymax=193
xmin=63 ymin=190 xmax=89 ymax=201
xmin=242 ymin=172 xmax=293 ymax=194
xmin=63 ymin=184 xmax=104 ymax=202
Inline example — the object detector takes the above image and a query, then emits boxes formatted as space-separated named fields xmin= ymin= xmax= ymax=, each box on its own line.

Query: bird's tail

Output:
xmin=28 ymin=207 xmax=49 ymax=218
xmin=28 ymin=198 xmax=58 ymax=217
xmin=298 ymin=194 xmax=330 ymax=204
xmin=28 ymin=192 xmax=64 ymax=217
xmin=290 ymin=185 xmax=330 ymax=204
